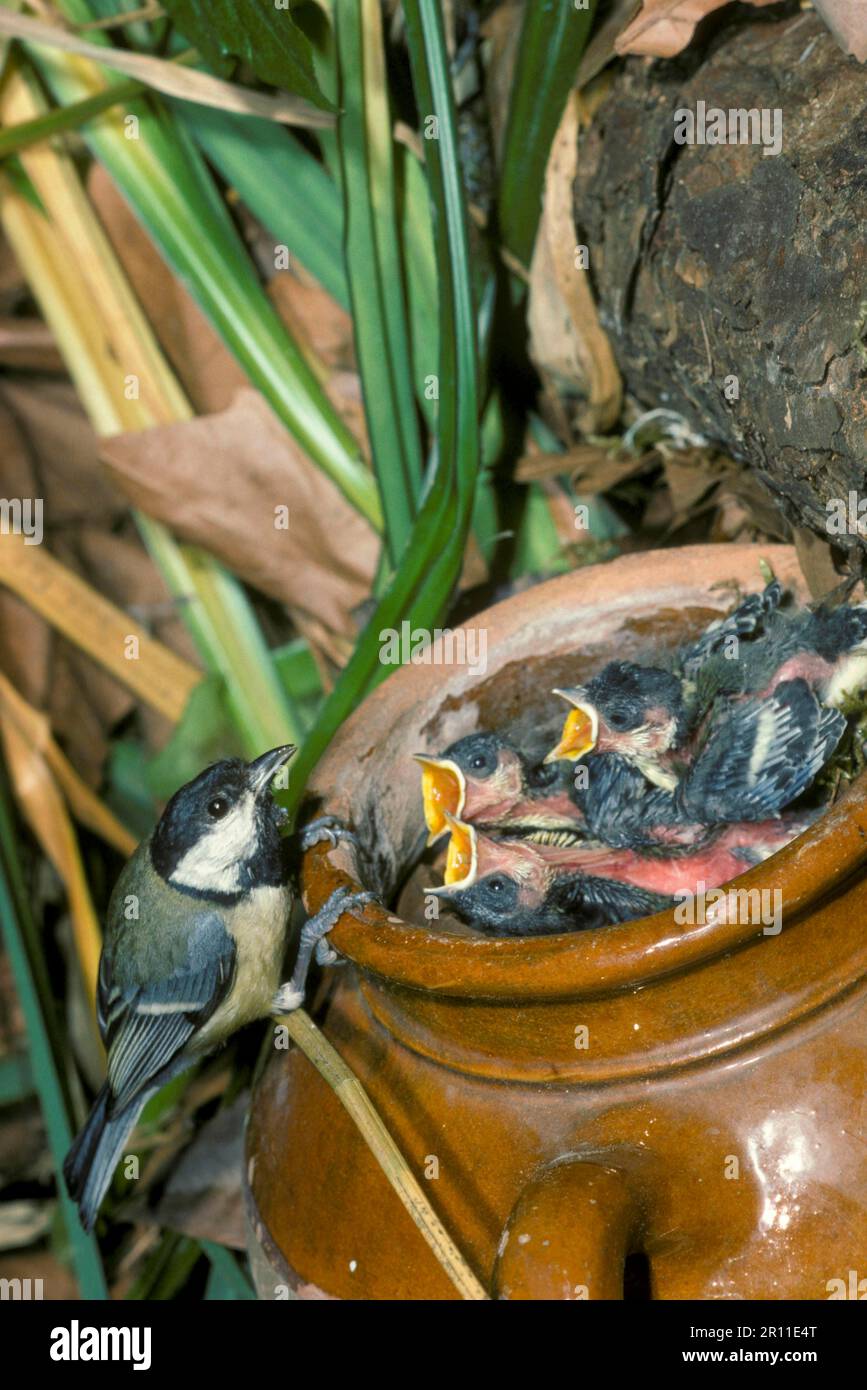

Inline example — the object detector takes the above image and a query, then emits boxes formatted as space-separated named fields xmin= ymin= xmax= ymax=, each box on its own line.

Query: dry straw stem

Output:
xmin=0 ymin=670 xmax=137 ymax=857
xmin=278 ymin=1007 xmax=490 ymax=1301
xmin=0 ymin=64 xmax=191 ymax=434
xmin=0 ymin=7 xmax=336 ymax=127
xmin=0 ymin=534 xmax=201 ymax=723
xmin=0 ymin=61 xmax=297 ymax=753
xmin=0 ymin=710 xmax=102 ymax=1014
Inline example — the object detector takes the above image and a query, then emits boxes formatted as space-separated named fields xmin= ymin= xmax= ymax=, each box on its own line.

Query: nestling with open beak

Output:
xmin=429 ymin=810 xmax=812 ymax=937
xmin=553 ymin=676 xmax=844 ymax=834
xmin=414 ymin=732 xmax=584 ymax=843
xmin=546 ymin=583 xmax=863 ymax=801
xmin=545 ymin=579 xmax=781 ymax=785
xmin=64 ymin=746 xmax=371 ymax=1231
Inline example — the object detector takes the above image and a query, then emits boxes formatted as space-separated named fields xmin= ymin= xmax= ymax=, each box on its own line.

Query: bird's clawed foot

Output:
xmin=299 ymin=814 xmax=358 ymax=853
xmin=271 ymin=887 xmax=375 ymax=1014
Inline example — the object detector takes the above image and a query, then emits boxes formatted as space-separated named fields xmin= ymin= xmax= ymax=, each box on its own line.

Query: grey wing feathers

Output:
xmin=680 ymin=579 xmax=782 ymax=677
xmin=98 ymin=913 xmax=235 ymax=1115
xmin=680 ymin=678 xmax=844 ymax=822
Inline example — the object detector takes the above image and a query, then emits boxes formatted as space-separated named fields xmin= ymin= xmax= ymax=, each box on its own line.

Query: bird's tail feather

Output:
xmin=63 ymin=1084 xmax=147 ymax=1232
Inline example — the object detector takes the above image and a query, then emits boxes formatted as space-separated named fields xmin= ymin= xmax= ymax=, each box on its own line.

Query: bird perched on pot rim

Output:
xmin=64 ymin=746 xmax=370 ymax=1231
xmin=413 ymin=731 xmax=583 ymax=844
xmin=429 ymin=810 xmax=812 ymax=937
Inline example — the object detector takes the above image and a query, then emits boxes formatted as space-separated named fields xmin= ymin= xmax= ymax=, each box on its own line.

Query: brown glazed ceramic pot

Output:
xmin=245 ymin=544 xmax=867 ymax=1300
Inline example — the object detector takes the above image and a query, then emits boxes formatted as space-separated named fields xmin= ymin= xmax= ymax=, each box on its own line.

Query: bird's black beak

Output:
xmin=247 ymin=744 xmax=297 ymax=797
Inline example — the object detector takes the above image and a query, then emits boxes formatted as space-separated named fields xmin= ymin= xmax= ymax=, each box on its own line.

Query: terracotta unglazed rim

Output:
xmin=300 ymin=544 xmax=867 ymax=1003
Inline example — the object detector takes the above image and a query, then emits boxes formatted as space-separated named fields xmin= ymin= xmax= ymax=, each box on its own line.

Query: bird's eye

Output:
xmin=609 ymin=711 xmax=629 ymax=729
xmin=207 ymin=796 xmax=230 ymax=820
xmin=488 ymin=876 xmax=505 ymax=892
xmin=471 ymin=755 xmax=487 ymax=770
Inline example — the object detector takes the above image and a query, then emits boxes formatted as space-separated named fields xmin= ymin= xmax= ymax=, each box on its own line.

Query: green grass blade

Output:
xmin=201 ymin=1240 xmax=256 ymax=1300
xmin=125 ymin=1231 xmax=201 ymax=1299
xmin=498 ymin=0 xmax=597 ymax=266
xmin=159 ymin=0 xmax=335 ymax=112
xmin=397 ymin=141 xmax=439 ymax=428
xmin=0 ymin=780 xmax=107 ymax=1298
xmin=282 ymin=0 xmax=482 ymax=813
xmin=136 ymin=518 xmax=302 ymax=756
xmin=335 ymin=0 xmax=424 ymax=563
xmin=35 ymin=3 xmax=382 ymax=530
xmin=0 ymin=74 xmax=142 ymax=158
xmin=174 ymin=102 xmax=349 ymax=309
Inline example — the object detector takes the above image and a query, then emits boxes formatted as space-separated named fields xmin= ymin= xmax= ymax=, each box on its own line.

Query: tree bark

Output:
xmin=573 ymin=8 xmax=867 ymax=555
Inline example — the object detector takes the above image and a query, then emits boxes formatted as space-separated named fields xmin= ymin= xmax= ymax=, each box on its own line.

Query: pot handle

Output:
xmin=493 ymin=1159 xmax=637 ymax=1300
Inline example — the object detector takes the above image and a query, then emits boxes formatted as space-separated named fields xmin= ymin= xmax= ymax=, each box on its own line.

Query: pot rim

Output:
xmin=300 ymin=544 xmax=867 ymax=1002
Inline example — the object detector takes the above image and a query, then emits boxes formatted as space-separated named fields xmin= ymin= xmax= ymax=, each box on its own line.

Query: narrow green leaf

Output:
xmin=125 ymin=1231 xmax=201 ymax=1299
xmin=335 ymin=0 xmax=423 ymax=563
xmin=0 ymin=74 xmax=142 ymax=160
xmin=499 ymin=0 xmax=597 ymax=266
xmin=282 ymin=0 xmax=482 ymax=812
xmin=0 ymin=779 xmax=107 ymax=1298
xmin=160 ymin=0 xmax=334 ymax=111
xmin=201 ymin=1240 xmax=256 ymax=1299
xmin=175 ymin=101 xmax=349 ymax=309
xmin=36 ymin=6 xmax=383 ymax=530
xmin=397 ymin=142 xmax=439 ymax=428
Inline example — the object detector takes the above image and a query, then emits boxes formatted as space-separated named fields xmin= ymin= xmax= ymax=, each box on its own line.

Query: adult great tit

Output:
xmin=64 ymin=745 xmax=369 ymax=1231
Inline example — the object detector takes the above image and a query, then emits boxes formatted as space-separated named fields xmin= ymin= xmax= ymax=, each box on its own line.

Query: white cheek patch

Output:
xmin=171 ymin=793 xmax=258 ymax=894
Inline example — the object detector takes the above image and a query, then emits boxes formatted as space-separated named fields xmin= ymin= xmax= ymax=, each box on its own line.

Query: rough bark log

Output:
xmin=573 ymin=8 xmax=867 ymax=555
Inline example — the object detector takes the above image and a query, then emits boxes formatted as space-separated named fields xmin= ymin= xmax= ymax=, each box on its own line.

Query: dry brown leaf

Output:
xmin=0 ymin=317 xmax=62 ymax=371
xmin=528 ymin=92 xmax=622 ymax=435
xmin=1 ymin=378 xmax=119 ymax=525
xmin=616 ymin=0 xmax=779 ymax=58
xmin=89 ymin=166 xmax=247 ymax=418
xmin=90 ymin=168 xmax=367 ymax=447
xmin=152 ymin=1095 xmax=247 ymax=1250
xmin=794 ymin=527 xmax=843 ymax=600
xmin=813 ymin=0 xmax=867 ymax=61
xmin=0 ymin=669 xmax=135 ymax=857
xmin=268 ymin=274 xmax=356 ymax=373
xmin=515 ymin=444 xmax=648 ymax=486
xmin=0 ymin=231 xmax=26 ymax=311
xmin=661 ymin=448 xmax=721 ymax=522
xmin=100 ymin=388 xmax=379 ymax=639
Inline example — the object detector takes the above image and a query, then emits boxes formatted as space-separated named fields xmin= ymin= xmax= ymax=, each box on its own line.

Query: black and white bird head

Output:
xmin=150 ymin=745 xmax=296 ymax=899
xmin=547 ymin=662 xmax=687 ymax=775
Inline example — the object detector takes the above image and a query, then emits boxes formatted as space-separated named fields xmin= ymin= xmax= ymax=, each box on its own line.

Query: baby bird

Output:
xmin=413 ymin=732 xmax=582 ymax=843
xmin=546 ymin=580 xmax=780 ymax=784
xmin=429 ymin=811 xmax=810 ymax=937
xmin=556 ymin=678 xmax=844 ymax=837
xmin=547 ymin=585 xmax=862 ymax=799
xmin=64 ymin=747 xmax=369 ymax=1231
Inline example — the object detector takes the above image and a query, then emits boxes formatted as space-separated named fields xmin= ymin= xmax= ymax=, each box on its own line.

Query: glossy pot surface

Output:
xmin=246 ymin=545 xmax=867 ymax=1300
